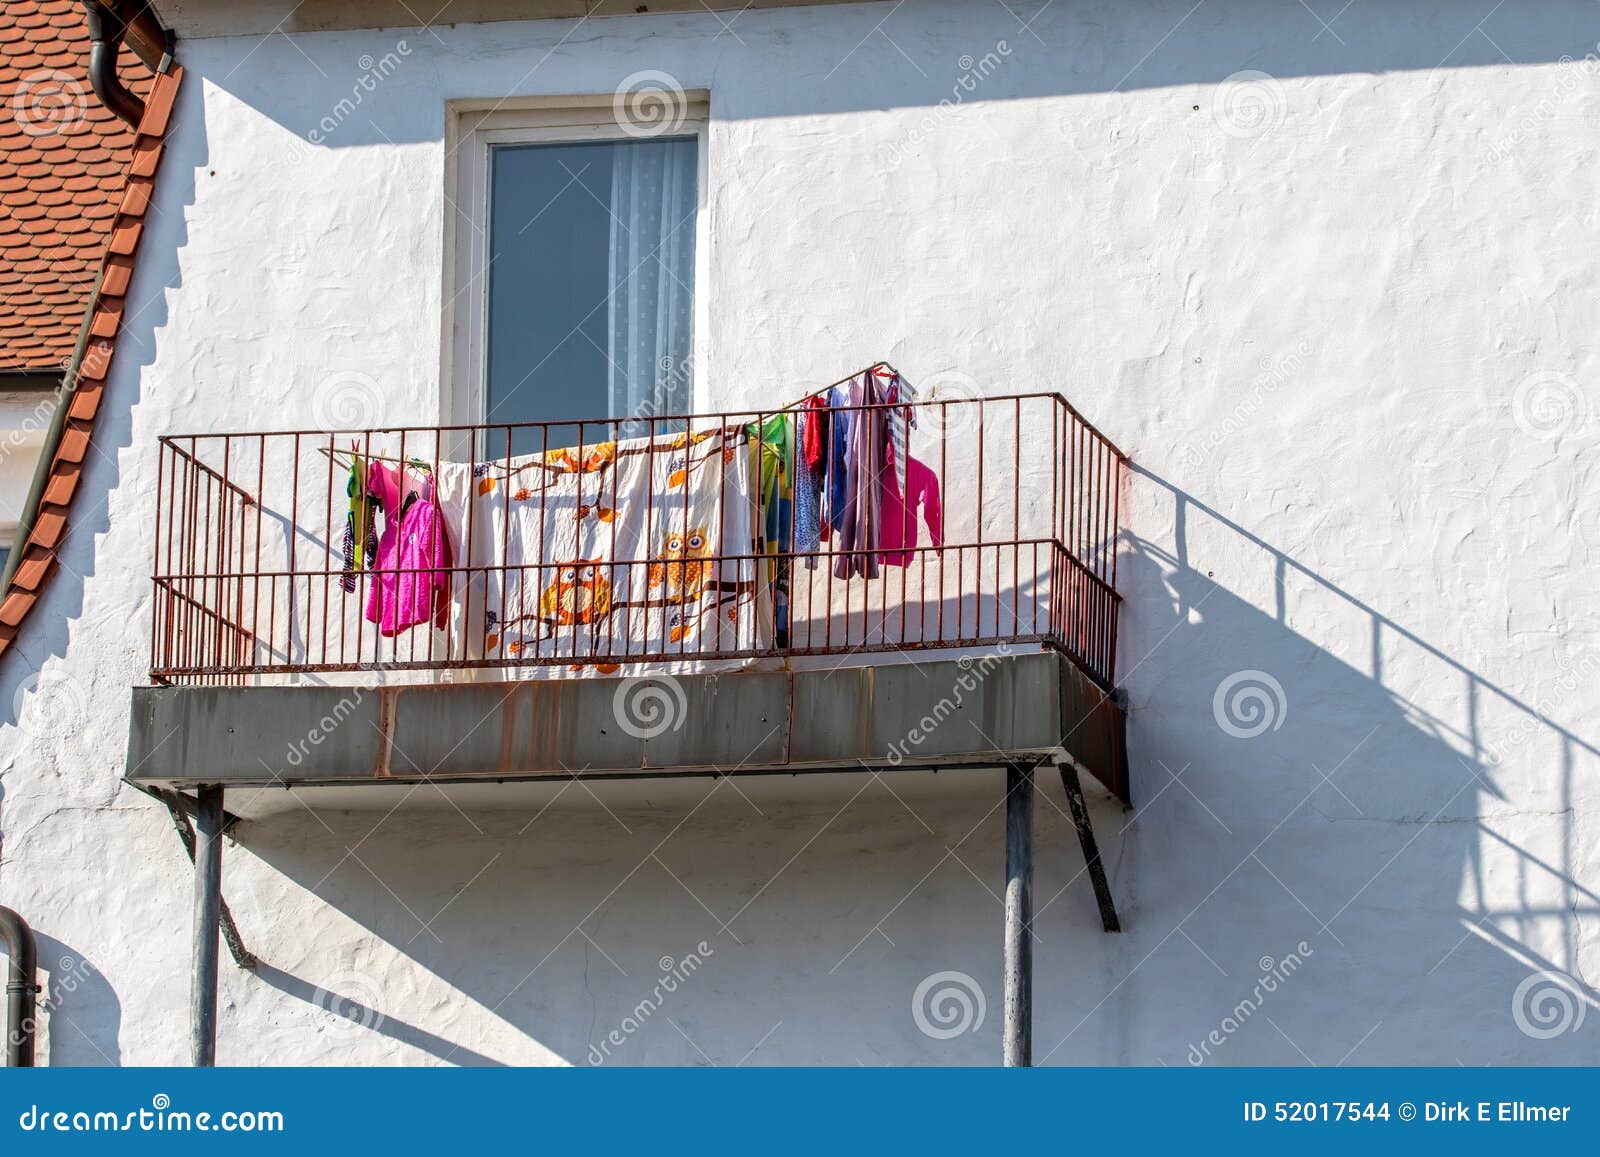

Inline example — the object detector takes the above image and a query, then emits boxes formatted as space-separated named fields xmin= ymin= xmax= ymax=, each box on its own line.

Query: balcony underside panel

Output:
xmin=126 ymin=652 xmax=1128 ymax=808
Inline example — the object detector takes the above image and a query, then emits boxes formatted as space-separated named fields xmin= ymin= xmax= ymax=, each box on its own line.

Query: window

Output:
xmin=446 ymin=99 xmax=707 ymax=455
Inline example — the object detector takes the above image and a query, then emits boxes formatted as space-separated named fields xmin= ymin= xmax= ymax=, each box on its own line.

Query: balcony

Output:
xmin=125 ymin=373 xmax=1131 ymax=805
xmin=123 ymin=369 xmax=1131 ymax=1066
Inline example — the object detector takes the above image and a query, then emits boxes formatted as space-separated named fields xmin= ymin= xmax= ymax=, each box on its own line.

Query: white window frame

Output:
xmin=440 ymin=95 xmax=712 ymax=433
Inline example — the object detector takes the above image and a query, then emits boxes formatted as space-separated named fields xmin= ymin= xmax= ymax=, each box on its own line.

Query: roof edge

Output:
xmin=0 ymin=61 xmax=185 ymax=662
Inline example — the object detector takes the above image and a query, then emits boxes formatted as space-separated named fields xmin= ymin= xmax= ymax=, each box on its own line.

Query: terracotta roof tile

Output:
xmin=97 ymin=253 xmax=133 ymax=296
xmin=0 ymin=60 xmax=183 ymax=662
xmin=9 ymin=547 xmax=54 ymax=593
xmin=88 ymin=299 xmax=122 ymax=336
xmin=28 ymin=506 xmax=67 ymax=549
xmin=65 ymin=381 xmax=101 ymax=421
xmin=1 ymin=0 xmax=152 ymax=371
xmin=106 ymin=216 xmax=141 ymax=253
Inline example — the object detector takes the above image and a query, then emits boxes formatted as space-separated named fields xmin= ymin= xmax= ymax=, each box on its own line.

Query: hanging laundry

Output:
xmin=832 ymin=370 xmax=888 ymax=580
xmin=338 ymin=452 xmax=380 ymax=594
xmin=435 ymin=426 xmax=767 ymax=676
xmin=820 ymin=380 xmax=853 ymax=540
xmin=801 ymin=394 xmax=829 ymax=470
xmin=751 ymin=413 xmax=795 ymax=642
xmin=880 ymin=439 xmax=943 ymax=567
xmin=878 ymin=366 xmax=918 ymax=498
xmin=793 ymin=405 xmax=824 ymax=568
xmin=363 ymin=459 xmax=452 ymax=636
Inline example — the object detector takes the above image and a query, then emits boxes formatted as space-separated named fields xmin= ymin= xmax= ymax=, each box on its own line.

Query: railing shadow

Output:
xmin=1098 ymin=465 xmax=1599 ymax=1063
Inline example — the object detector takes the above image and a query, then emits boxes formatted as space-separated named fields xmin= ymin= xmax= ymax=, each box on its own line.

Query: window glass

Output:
xmin=485 ymin=136 xmax=697 ymax=455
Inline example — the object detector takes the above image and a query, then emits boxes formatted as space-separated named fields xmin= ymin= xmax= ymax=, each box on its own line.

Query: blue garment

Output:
xmin=793 ymin=409 xmax=823 ymax=567
xmin=822 ymin=382 xmax=853 ymax=535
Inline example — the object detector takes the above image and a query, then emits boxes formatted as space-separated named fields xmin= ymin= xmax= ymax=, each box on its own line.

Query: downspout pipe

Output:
xmin=82 ymin=0 xmax=147 ymax=127
xmin=0 ymin=907 xmax=39 ymax=1067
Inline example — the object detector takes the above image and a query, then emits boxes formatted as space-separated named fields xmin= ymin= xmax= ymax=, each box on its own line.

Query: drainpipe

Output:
xmin=81 ymin=1 xmax=146 ymax=126
xmin=81 ymin=2 xmax=175 ymax=124
xmin=0 ymin=907 xmax=39 ymax=1067
xmin=190 ymin=786 xmax=224 ymax=1066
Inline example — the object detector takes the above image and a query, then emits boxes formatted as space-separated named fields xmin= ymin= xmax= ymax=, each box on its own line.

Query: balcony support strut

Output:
xmin=148 ymin=787 xmax=257 ymax=969
xmin=1003 ymin=760 xmax=1034 ymax=1067
xmin=1058 ymin=762 xmax=1122 ymax=933
xmin=190 ymin=785 xmax=224 ymax=1067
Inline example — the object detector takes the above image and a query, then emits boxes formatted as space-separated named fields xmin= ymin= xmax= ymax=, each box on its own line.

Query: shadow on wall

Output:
xmin=0 ymin=82 xmax=205 ymax=1067
xmin=0 ymin=79 xmax=205 ymax=729
xmin=32 ymin=931 xmax=123 ymax=1067
xmin=194 ymin=460 xmax=1600 ymax=1067
xmin=191 ymin=0 xmax=1600 ymax=146
xmin=249 ymin=963 xmax=504 ymax=1067
xmin=218 ymin=769 xmax=1127 ymax=1067
xmin=1092 ymin=466 xmax=1599 ymax=1066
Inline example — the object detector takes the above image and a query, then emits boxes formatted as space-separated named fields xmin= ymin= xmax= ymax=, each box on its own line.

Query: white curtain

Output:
xmin=607 ymin=139 xmax=697 ymax=434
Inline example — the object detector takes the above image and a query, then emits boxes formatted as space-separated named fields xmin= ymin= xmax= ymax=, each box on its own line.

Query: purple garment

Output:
xmin=833 ymin=371 xmax=886 ymax=580
xmin=364 ymin=461 xmax=452 ymax=636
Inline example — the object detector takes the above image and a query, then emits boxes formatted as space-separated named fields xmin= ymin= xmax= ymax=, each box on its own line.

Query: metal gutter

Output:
xmin=82 ymin=1 xmax=173 ymax=126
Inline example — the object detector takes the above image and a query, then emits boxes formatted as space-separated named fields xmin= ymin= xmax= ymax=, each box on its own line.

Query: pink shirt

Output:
xmin=364 ymin=461 xmax=452 ymax=636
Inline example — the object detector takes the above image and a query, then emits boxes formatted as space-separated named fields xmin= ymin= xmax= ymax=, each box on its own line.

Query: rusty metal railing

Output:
xmin=151 ymin=380 xmax=1126 ymax=689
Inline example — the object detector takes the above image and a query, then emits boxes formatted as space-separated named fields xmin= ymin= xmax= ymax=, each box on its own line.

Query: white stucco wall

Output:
xmin=2 ymin=0 xmax=1597 ymax=1065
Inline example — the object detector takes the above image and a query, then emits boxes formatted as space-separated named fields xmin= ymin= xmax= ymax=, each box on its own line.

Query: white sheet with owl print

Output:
xmin=433 ymin=424 xmax=773 ymax=678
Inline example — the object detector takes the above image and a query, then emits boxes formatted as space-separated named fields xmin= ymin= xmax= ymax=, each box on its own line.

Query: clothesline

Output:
xmin=314 ymin=361 xmax=907 ymax=470
xmin=778 ymin=361 xmax=898 ymax=411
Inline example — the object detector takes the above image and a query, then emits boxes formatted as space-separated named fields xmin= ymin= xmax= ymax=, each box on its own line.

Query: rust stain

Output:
xmin=373 ymin=686 xmax=399 ymax=778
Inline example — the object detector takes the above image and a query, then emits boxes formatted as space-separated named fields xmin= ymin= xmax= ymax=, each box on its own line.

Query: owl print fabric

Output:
xmin=435 ymin=426 xmax=770 ymax=677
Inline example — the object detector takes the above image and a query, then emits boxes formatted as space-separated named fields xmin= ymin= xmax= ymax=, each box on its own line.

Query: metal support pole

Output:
xmin=153 ymin=789 xmax=257 ymax=969
xmin=1003 ymin=762 xmax=1034 ymax=1067
xmin=1059 ymin=764 xmax=1122 ymax=932
xmin=190 ymin=785 xmax=223 ymax=1067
